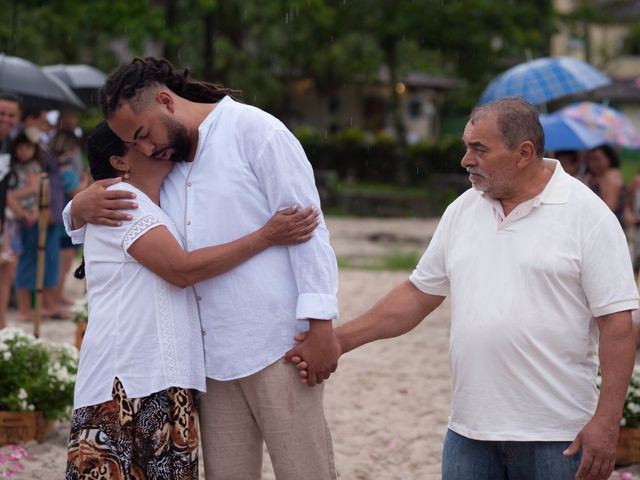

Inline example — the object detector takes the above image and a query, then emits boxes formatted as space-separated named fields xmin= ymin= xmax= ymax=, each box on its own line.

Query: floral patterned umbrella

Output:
xmin=557 ymin=102 xmax=640 ymax=149
xmin=539 ymin=113 xmax=605 ymax=151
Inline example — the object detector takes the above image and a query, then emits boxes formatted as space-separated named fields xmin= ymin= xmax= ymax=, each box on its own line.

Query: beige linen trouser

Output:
xmin=199 ymin=358 xmax=337 ymax=480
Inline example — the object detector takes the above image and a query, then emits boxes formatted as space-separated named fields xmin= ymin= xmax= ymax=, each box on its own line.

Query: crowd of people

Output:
xmin=0 ymin=92 xmax=88 ymax=329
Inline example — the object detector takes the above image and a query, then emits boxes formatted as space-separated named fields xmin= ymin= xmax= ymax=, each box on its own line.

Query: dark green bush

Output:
xmin=297 ymin=127 xmax=465 ymax=185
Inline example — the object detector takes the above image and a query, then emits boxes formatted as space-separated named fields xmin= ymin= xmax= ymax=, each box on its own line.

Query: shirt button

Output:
xmin=187 ymin=182 xmax=192 ymax=187
xmin=197 ymin=296 xmax=202 ymax=301
xmin=201 ymin=329 xmax=206 ymax=336
xmin=187 ymin=220 xmax=191 ymax=225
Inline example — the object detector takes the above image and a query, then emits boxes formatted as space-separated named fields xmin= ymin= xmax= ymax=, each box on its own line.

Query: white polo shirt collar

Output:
xmin=483 ymin=158 xmax=567 ymax=227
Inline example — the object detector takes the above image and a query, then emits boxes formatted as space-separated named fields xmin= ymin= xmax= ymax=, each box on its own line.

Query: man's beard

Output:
xmin=161 ymin=118 xmax=192 ymax=163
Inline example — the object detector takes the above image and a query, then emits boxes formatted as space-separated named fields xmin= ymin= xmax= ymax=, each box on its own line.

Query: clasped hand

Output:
xmin=284 ymin=323 xmax=342 ymax=386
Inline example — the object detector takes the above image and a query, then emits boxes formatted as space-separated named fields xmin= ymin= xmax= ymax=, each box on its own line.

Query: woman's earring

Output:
xmin=123 ymin=171 xmax=130 ymax=180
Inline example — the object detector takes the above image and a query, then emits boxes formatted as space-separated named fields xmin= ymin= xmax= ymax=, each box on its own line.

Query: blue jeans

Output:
xmin=442 ymin=429 xmax=581 ymax=480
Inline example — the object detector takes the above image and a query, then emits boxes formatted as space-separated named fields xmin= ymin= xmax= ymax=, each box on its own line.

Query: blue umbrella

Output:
xmin=479 ymin=56 xmax=610 ymax=106
xmin=540 ymin=114 xmax=605 ymax=151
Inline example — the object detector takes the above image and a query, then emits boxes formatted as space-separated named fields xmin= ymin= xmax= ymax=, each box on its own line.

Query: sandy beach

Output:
xmin=6 ymin=216 xmax=640 ymax=479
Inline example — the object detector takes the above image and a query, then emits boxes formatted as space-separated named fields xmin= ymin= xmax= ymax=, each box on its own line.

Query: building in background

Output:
xmin=283 ymin=71 xmax=461 ymax=143
xmin=552 ymin=0 xmax=640 ymax=127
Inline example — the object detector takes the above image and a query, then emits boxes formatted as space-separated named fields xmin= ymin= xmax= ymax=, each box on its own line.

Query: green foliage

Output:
xmin=71 ymin=297 xmax=89 ymax=325
xmin=296 ymin=126 xmax=465 ymax=185
xmin=0 ymin=0 xmax=555 ymax=115
xmin=406 ymin=134 xmax=466 ymax=180
xmin=597 ymin=366 xmax=640 ymax=428
xmin=0 ymin=329 xmax=78 ymax=420
xmin=337 ymin=250 xmax=422 ymax=271
xmin=621 ymin=366 xmax=640 ymax=428
xmin=0 ymin=0 xmax=164 ymax=70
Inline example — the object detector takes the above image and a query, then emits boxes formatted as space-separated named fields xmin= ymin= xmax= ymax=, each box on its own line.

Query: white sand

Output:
xmin=6 ymin=216 xmax=639 ymax=479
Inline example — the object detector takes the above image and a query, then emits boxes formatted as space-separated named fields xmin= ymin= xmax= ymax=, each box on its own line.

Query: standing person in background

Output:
xmin=39 ymin=128 xmax=69 ymax=318
xmin=57 ymin=110 xmax=85 ymax=178
xmin=626 ymin=172 xmax=640 ymax=347
xmin=554 ymin=150 xmax=583 ymax=179
xmin=8 ymin=129 xmax=42 ymax=322
xmin=586 ymin=145 xmax=626 ymax=228
xmin=10 ymin=126 xmax=68 ymax=320
xmin=0 ymin=92 xmax=21 ymax=329
xmin=21 ymin=106 xmax=51 ymax=144
xmin=625 ymin=169 xmax=640 ymax=275
xmin=49 ymin=130 xmax=88 ymax=306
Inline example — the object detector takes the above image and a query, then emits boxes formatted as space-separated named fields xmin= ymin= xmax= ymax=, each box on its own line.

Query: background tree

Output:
xmin=0 ymin=0 xmax=554 ymax=118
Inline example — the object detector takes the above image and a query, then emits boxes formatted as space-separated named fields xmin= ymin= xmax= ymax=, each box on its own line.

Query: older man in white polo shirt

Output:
xmin=289 ymin=97 xmax=638 ymax=480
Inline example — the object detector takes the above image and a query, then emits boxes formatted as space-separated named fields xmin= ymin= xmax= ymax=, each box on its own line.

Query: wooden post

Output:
xmin=34 ymin=173 xmax=49 ymax=339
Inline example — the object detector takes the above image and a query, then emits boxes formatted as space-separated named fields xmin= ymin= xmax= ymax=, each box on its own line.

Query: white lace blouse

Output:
xmin=73 ymin=182 xmax=206 ymax=409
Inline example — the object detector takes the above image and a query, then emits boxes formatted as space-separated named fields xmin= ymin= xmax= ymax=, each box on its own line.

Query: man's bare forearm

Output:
xmin=595 ymin=311 xmax=635 ymax=422
xmin=336 ymin=280 xmax=445 ymax=354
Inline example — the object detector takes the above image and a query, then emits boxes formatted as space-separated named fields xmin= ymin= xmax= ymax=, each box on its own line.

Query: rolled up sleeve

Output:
xmin=62 ymin=200 xmax=86 ymax=245
xmin=250 ymin=129 xmax=339 ymax=321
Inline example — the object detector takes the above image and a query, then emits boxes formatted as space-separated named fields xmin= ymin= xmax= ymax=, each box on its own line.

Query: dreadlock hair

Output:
xmin=74 ymin=121 xmax=130 ymax=280
xmin=99 ymin=57 xmax=240 ymax=118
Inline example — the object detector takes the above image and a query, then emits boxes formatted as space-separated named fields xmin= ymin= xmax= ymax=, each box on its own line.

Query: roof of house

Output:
xmin=592 ymin=0 xmax=640 ymax=21
xmin=377 ymin=67 xmax=463 ymax=91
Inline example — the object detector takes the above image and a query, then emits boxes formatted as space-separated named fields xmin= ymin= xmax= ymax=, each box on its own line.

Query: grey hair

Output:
xmin=470 ymin=97 xmax=545 ymax=157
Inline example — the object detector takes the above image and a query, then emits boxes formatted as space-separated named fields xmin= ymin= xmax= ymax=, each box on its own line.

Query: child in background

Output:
xmin=7 ymin=130 xmax=42 ymax=322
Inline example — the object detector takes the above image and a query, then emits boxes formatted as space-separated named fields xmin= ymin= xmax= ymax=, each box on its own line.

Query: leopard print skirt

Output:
xmin=65 ymin=378 xmax=199 ymax=479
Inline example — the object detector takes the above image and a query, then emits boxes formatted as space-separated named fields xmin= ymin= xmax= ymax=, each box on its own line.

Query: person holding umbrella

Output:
xmin=586 ymin=145 xmax=626 ymax=228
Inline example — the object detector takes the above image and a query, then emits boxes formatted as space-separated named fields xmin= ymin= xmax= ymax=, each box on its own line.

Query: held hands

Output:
xmin=563 ymin=415 xmax=619 ymax=480
xmin=70 ymin=178 xmax=138 ymax=228
xmin=284 ymin=322 xmax=342 ymax=386
xmin=262 ymin=206 xmax=319 ymax=246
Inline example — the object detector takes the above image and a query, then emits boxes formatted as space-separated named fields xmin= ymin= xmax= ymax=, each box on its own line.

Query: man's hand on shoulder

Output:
xmin=71 ymin=178 xmax=138 ymax=228
xmin=284 ymin=320 xmax=341 ymax=387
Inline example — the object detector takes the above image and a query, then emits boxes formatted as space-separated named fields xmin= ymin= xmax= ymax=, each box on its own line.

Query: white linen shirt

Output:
xmin=65 ymin=96 xmax=339 ymax=381
xmin=410 ymin=159 xmax=639 ymax=441
xmin=74 ymin=182 xmax=206 ymax=409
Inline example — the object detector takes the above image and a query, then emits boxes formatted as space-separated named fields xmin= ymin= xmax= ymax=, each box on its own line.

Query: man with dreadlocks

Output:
xmin=63 ymin=57 xmax=339 ymax=480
